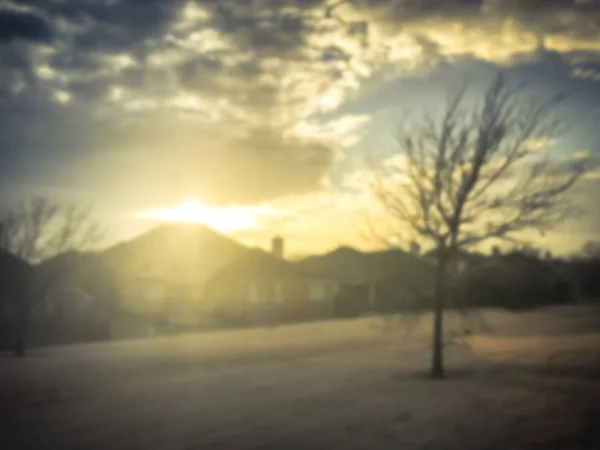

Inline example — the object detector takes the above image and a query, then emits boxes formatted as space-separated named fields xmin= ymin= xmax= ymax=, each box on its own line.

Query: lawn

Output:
xmin=2 ymin=306 xmax=600 ymax=449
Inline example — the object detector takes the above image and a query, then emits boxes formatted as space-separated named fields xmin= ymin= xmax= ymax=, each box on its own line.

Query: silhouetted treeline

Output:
xmin=4 ymin=238 xmax=600 ymax=351
xmin=333 ymin=250 xmax=600 ymax=318
xmin=566 ymin=258 xmax=600 ymax=298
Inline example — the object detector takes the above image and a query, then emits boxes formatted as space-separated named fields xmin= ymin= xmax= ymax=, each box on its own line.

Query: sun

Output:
xmin=139 ymin=200 xmax=264 ymax=233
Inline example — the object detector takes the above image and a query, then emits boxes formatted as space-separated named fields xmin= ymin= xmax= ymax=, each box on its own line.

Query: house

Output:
xmin=451 ymin=251 xmax=572 ymax=309
xmin=103 ymin=223 xmax=250 ymax=327
xmin=370 ymin=259 xmax=436 ymax=313
xmin=205 ymin=237 xmax=339 ymax=326
xmin=94 ymin=225 xmax=339 ymax=330
xmin=27 ymin=251 xmax=123 ymax=345
xmin=0 ymin=249 xmax=32 ymax=349
xmin=23 ymin=248 xmax=193 ymax=346
xmin=296 ymin=246 xmax=436 ymax=315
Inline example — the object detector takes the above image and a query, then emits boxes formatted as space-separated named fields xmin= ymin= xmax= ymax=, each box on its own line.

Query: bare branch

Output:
xmin=365 ymin=72 xmax=586 ymax=378
xmin=370 ymin=72 xmax=585 ymax=258
xmin=0 ymin=196 xmax=105 ymax=264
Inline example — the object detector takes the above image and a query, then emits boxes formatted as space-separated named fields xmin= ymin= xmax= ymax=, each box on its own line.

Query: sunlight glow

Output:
xmin=139 ymin=200 xmax=268 ymax=233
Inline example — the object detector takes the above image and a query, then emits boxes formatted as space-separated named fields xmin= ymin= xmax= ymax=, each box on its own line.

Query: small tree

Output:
xmin=370 ymin=74 xmax=587 ymax=378
xmin=0 ymin=196 xmax=104 ymax=356
xmin=581 ymin=240 xmax=600 ymax=259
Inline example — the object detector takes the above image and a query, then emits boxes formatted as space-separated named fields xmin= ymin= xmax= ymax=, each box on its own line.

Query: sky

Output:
xmin=1 ymin=0 xmax=600 ymax=258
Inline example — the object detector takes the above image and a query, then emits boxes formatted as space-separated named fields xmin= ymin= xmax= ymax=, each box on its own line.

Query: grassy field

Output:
xmin=2 ymin=306 xmax=600 ymax=449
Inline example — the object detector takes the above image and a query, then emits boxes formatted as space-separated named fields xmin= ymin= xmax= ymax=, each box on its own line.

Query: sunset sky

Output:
xmin=1 ymin=0 xmax=600 ymax=258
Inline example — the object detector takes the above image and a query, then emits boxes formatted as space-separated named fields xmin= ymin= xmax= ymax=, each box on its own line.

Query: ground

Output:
xmin=2 ymin=306 xmax=600 ymax=450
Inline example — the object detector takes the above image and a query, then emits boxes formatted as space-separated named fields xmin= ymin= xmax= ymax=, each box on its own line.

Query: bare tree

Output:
xmin=0 ymin=196 xmax=104 ymax=356
xmin=581 ymin=240 xmax=600 ymax=259
xmin=369 ymin=73 xmax=587 ymax=378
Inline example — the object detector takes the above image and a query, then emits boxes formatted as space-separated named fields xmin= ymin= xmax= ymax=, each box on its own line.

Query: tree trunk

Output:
xmin=431 ymin=256 xmax=448 ymax=379
xmin=14 ymin=336 xmax=25 ymax=356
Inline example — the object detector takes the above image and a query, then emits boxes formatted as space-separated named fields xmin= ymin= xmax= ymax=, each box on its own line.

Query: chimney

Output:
xmin=271 ymin=235 xmax=284 ymax=259
xmin=409 ymin=241 xmax=421 ymax=256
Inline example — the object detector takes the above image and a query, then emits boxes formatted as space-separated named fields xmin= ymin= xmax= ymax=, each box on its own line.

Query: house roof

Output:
xmin=296 ymin=247 xmax=434 ymax=284
xmin=458 ymin=252 xmax=567 ymax=288
xmin=102 ymin=223 xmax=251 ymax=286
xmin=376 ymin=257 xmax=435 ymax=284
xmin=207 ymin=249 xmax=325 ymax=288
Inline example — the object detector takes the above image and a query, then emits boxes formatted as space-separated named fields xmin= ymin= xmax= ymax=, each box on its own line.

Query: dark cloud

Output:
xmin=67 ymin=78 xmax=113 ymax=102
xmin=177 ymin=53 xmax=227 ymax=89
xmin=347 ymin=0 xmax=484 ymax=24
xmin=0 ymin=42 xmax=38 ymax=91
xmin=206 ymin=4 xmax=317 ymax=57
xmin=0 ymin=9 xmax=54 ymax=43
xmin=221 ymin=128 xmax=335 ymax=202
xmin=147 ymin=122 xmax=334 ymax=204
xmin=0 ymin=89 xmax=335 ymax=204
xmin=175 ymin=52 xmax=280 ymax=113
xmin=2 ymin=0 xmax=600 ymax=207
xmin=346 ymin=0 xmax=600 ymax=36
xmin=18 ymin=0 xmax=186 ymax=53
xmin=484 ymin=0 xmax=600 ymax=39
xmin=321 ymin=45 xmax=351 ymax=62
xmin=0 ymin=94 xmax=120 ymax=162
xmin=123 ymin=126 xmax=337 ymax=205
xmin=49 ymin=51 xmax=104 ymax=75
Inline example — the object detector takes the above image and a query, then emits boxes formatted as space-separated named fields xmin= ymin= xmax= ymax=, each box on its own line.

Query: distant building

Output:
xmin=409 ymin=241 xmax=421 ymax=256
xmin=115 ymin=228 xmax=338 ymax=328
xmin=271 ymin=235 xmax=284 ymax=259
xmin=28 ymin=251 xmax=146 ymax=345
xmin=452 ymin=252 xmax=572 ymax=309
xmin=296 ymin=246 xmax=436 ymax=315
xmin=112 ymin=224 xmax=248 ymax=327
xmin=205 ymin=249 xmax=339 ymax=326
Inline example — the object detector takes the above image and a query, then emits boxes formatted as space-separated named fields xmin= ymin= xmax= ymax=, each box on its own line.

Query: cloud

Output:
xmin=572 ymin=66 xmax=600 ymax=81
xmin=231 ymin=184 xmax=384 ymax=254
xmin=1 ymin=0 xmax=600 ymax=211
xmin=199 ymin=127 xmax=336 ymax=204
xmin=0 ymin=109 xmax=336 ymax=206
xmin=0 ymin=8 xmax=54 ymax=43
xmin=331 ymin=0 xmax=600 ymax=67
xmin=292 ymin=114 xmax=371 ymax=149
xmin=26 ymin=0 xmax=187 ymax=53
xmin=521 ymin=137 xmax=555 ymax=153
